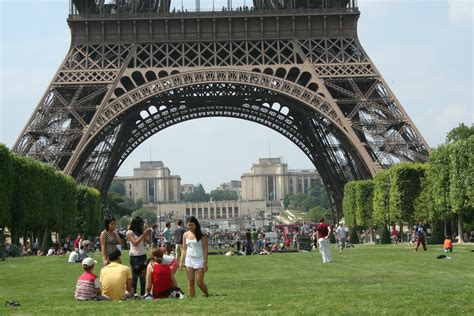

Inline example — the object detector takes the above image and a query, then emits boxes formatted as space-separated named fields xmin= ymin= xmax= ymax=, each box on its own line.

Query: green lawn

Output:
xmin=1 ymin=244 xmax=473 ymax=315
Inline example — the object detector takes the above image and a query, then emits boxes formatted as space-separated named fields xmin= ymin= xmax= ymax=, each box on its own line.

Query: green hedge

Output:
xmin=0 ymin=145 xmax=101 ymax=245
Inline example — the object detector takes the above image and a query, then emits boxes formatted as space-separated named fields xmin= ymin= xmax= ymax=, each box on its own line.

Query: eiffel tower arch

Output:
xmin=13 ymin=1 xmax=430 ymax=218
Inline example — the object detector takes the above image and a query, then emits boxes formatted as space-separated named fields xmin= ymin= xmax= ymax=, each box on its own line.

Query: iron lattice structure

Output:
xmin=13 ymin=1 xmax=430 ymax=216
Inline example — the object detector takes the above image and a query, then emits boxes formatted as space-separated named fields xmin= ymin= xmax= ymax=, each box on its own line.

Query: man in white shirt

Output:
xmin=336 ymin=222 xmax=346 ymax=254
xmin=68 ymin=250 xmax=79 ymax=263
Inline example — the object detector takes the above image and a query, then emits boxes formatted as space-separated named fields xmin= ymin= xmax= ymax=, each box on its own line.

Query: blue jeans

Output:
xmin=130 ymin=254 xmax=147 ymax=296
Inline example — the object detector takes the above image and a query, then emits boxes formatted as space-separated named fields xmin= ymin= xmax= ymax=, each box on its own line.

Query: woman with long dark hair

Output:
xmin=179 ymin=216 xmax=209 ymax=297
xmin=127 ymin=216 xmax=151 ymax=297
xmin=145 ymin=248 xmax=183 ymax=299
xmin=100 ymin=217 xmax=122 ymax=266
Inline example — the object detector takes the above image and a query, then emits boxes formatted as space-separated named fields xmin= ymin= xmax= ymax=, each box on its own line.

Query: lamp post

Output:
xmin=158 ymin=201 xmax=162 ymax=232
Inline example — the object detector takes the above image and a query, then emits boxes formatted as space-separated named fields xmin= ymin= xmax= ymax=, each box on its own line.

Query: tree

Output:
xmin=380 ymin=224 xmax=391 ymax=244
xmin=132 ymin=208 xmax=158 ymax=226
xmin=182 ymin=184 xmax=210 ymax=202
xmin=446 ymin=123 xmax=474 ymax=143
xmin=105 ymin=192 xmax=139 ymax=218
xmin=308 ymin=206 xmax=331 ymax=222
xmin=342 ymin=181 xmax=357 ymax=226
xmin=77 ymin=185 xmax=102 ymax=239
xmin=373 ymin=170 xmax=391 ymax=225
xmin=0 ymin=144 xmax=14 ymax=230
xmin=210 ymin=190 xmax=238 ymax=201
xmin=449 ymin=137 xmax=473 ymax=241
xmin=389 ymin=163 xmax=427 ymax=233
xmin=355 ymin=180 xmax=374 ymax=228
xmin=283 ymin=195 xmax=290 ymax=209
xmin=60 ymin=176 xmax=78 ymax=236
xmin=109 ymin=179 xmax=126 ymax=195
xmin=0 ymin=144 xmax=14 ymax=257
xmin=426 ymin=145 xmax=451 ymax=234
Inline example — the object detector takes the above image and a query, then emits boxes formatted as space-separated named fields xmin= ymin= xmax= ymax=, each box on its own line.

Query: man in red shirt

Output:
xmin=315 ymin=218 xmax=332 ymax=263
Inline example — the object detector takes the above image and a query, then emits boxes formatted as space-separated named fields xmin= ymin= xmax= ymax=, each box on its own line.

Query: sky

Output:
xmin=1 ymin=0 xmax=473 ymax=191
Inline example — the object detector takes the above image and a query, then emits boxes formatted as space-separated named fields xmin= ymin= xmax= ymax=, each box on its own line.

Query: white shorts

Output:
xmin=185 ymin=256 xmax=205 ymax=269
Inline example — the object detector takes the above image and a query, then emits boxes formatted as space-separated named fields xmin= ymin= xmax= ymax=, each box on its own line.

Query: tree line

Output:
xmin=0 ymin=144 xmax=102 ymax=251
xmin=342 ymin=124 xmax=473 ymax=244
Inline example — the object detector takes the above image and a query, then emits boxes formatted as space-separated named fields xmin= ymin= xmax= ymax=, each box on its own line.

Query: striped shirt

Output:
xmin=75 ymin=271 xmax=99 ymax=300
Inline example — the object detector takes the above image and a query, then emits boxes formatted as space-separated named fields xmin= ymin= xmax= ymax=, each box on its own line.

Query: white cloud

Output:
xmin=448 ymin=0 xmax=474 ymax=27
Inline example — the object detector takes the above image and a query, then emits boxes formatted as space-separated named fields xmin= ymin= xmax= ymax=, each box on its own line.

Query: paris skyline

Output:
xmin=1 ymin=0 xmax=472 ymax=191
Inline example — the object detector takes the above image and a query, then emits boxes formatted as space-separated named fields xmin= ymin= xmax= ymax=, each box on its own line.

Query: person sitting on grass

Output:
xmin=75 ymin=258 xmax=108 ymax=301
xmin=68 ymin=249 xmax=79 ymax=263
xmin=145 ymin=248 xmax=183 ymax=299
xmin=100 ymin=250 xmax=133 ymax=300
xmin=443 ymin=236 xmax=453 ymax=253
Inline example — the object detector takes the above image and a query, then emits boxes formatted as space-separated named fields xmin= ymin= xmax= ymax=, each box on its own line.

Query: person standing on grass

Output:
xmin=179 ymin=216 xmax=209 ymax=298
xmin=127 ymin=216 xmax=151 ymax=297
xmin=100 ymin=217 xmax=122 ymax=266
xmin=162 ymin=222 xmax=172 ymax=255
xmin=414 ymin=222 xmax=427 ymax=252
xmin=336 ymin=221 xmax=346 ymax=254
xmin=174 ymin=219 xmax=186 ymax=264
xmin=100 ymin=250 xmax=133 ymax=300
xmin=316 ymin=217 xmax=332 ymax=263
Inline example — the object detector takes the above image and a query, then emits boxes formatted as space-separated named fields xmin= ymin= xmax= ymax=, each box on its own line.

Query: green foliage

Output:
xmin=109 ymin=179 xmax=126 ymax=195
xmin=414 ymin=174 xmax=436 ymax=222
xmin=426 ymin=145 xmax=451 ymax=220
xmin=449 ymin=137 xmax=473 ymax=215
xmin=430 ymin=221 xmax=445 ymax=245
xmin=61 ymin=176 xmax=78 ymax=235
xmin=210 ymin=189 xmax=238 ymax=201
xmin=105 ymin=192 xmax=140 ymax=218
xmin=282 ymin=195 xmax=290 ymax=209
xmin=181 ymin=184 xmax=210 ymax=202
xmin=373 ymin=170 xmax=391 ymax=225
xmin=12 ymin=156 xmax=44 ymax=241
xmin=389 ymin=163 xmax=427 ymax=224
xmin=342 ymin=181 xmax=357 ymax=226
xmin=131 ymin=208 xmax=157 ymax=226
xmin=77 ymin=185 xmax=102 ymax=239
xmin=0 ymin=144 xmax=14 ymax=228
xmin=288 ymin=179 xmax=330 ymax=213
xmin=355 ymin=180 xmax=374 ymax=227
xmin=446 ymin=123 xmax=474 ymax=143
xmin=308 ymin=206 xmax=331 ymax=222
xmin=118 ymin=215 xmax=132 ymax=229
xmin=350 ymin=227 xmax=359 ymax=244
xmin=380 ymin=225 xmax=391 ymax=244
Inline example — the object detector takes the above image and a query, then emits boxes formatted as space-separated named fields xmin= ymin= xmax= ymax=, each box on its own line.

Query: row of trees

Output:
xmin=342 ymin=124 xmax=473 ymax=244
xmin=0 ymin=144 xmax=102 ymax=250
xmin=180 ymin=184 xmax=239 ymax=202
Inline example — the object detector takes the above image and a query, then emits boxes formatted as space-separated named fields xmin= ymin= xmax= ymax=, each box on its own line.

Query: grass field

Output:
xmin=1 ymin=244 xmax=473 ymax=315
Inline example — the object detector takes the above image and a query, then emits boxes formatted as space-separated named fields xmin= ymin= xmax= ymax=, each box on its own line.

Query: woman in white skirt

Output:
xmin=179 ymin=216 xmax=209 ymax=297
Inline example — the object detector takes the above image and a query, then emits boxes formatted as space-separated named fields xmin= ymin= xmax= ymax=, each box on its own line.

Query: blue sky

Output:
xmin=1 ymin=0 xmax=472 ymax=191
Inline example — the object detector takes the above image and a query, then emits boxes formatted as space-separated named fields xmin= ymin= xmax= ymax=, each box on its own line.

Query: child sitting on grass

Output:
xmin=443 ymin=236 xmax=453 ymax=253
xmin=75 ymin=258 xmax=108 ymax=301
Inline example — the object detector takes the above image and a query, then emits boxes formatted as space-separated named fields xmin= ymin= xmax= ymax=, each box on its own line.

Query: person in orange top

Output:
xmin=443 ymin=236 xmax=453 ymax=253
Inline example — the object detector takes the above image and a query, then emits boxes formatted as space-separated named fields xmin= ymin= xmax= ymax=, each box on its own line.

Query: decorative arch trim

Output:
xmin=91 ymin=69 xmax=346 ymax=140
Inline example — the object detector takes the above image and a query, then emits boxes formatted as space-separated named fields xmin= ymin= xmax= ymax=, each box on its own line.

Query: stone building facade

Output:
xmin=116 ymin=161 xmax=181 ymax=204
xmin=241 ymin=158 xmax=320 ymax=201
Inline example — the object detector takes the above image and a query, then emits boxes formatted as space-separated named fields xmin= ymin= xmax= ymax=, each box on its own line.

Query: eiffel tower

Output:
xmin=13 ymin=0 xmax=430 ymax=217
